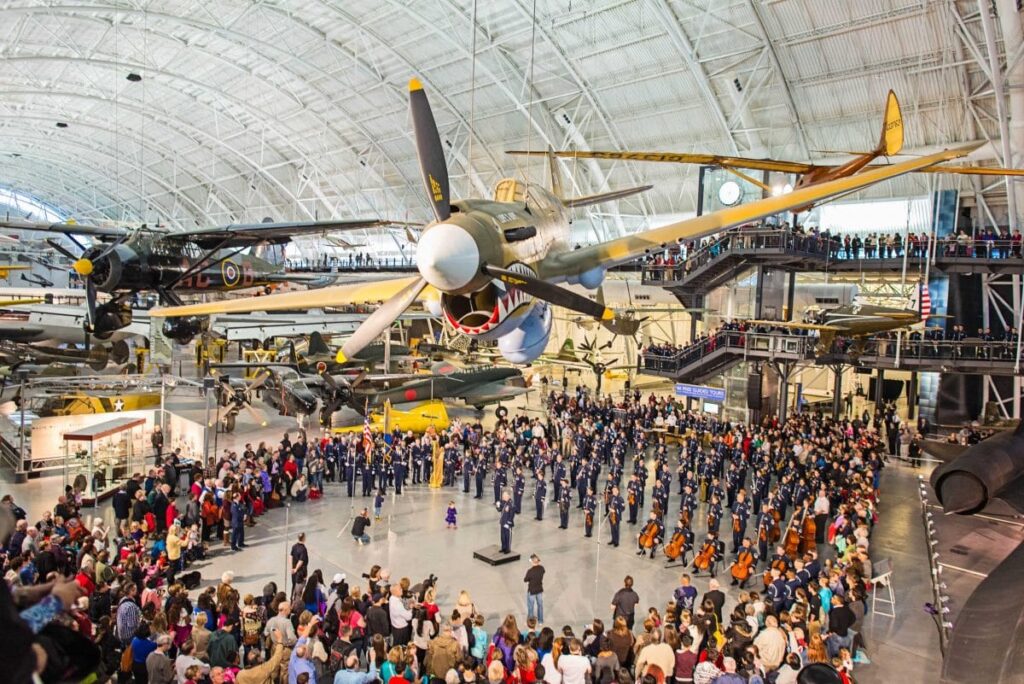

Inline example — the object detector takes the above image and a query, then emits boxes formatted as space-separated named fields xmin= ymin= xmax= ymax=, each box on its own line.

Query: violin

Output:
xmin=586 ymin=510 xmax=594 ymax=528
xmin=680 ymin=509 xmax=691 ymax=528
xmin=628 ymin=492 xmax=636 ymax=507
xmin=731 ymin=549 xmax=755 ymax=583
xmin=732 ymin=514 xmax=742 ymax=534
xmin=609 ymin=509 xmax=619 ymax=526
xmin=770 ymin=509 xmax=782 ymax=543
xmin=693 ymin=540 xmax=716 ymax=572
xmin=639 ymin=521 xmax=659 ymax=549
xmin=664 ymin=529 xmax=689 ymax=561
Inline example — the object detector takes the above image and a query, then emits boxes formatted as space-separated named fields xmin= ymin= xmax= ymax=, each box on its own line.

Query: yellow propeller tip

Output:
xmin=335 ymin=350 xmax=348 ymax=364
xmin=72 ymin=258 xmax=93 ymax=276
xmin=409 ymin=77 xmax=423 ymax=91
xmin=601 ymin=309 xmax=615 ymax=321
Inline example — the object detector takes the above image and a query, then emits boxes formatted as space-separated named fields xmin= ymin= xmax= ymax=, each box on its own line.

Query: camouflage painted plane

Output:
xmin=512 ymin=91 xmax=1024 ymax=213
xmin=747 ymin=301 xmax=922 ymax=355
xmin=0 ymin=216 xmax=391 ymax=342
xmin=152 ymin=81 xmax=979 ymax=366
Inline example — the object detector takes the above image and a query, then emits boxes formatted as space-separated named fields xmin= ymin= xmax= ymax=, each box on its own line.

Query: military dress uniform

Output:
xmin=534 ymin=476 xmax=547 ymax=520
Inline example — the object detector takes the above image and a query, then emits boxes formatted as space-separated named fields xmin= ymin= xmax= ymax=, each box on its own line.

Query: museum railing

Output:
xmin=640 ymin=229 xmax=839 ymax=283
xmin=642 ymin=330 xmax=814 ymax=374
xmin=832 ymin=337 xmax=1021 ymax=365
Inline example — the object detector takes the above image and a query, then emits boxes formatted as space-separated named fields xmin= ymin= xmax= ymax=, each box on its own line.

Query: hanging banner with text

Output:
xmin=674 ymin=383 xmax=727 ymax=403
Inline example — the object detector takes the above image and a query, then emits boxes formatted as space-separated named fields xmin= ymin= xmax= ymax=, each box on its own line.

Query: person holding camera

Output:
xmin=352 ymin=509 xmax=371 ymax=545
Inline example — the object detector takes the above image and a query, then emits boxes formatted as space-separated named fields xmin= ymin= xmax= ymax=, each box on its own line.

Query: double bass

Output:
xmin=770 ymin=508 xmax=782 ymax=543
xmin=800 ymin=510 xmax=817 ymax=554
xmin=731 ymin=548 xmax=755 ymax=584
xmin=638 ymin=520 xmax=659 ymax=549
xmin=784 ymin=509 xmax=803 ymax=559
xmin=693 ymin=539 xmax=716 ymax=572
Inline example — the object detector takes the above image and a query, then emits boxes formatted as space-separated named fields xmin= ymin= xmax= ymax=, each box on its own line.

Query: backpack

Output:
xmin=180 ymin=571 xmax=202 ymax=590
xmin=242 ymin=612 xmax=262 ymax=646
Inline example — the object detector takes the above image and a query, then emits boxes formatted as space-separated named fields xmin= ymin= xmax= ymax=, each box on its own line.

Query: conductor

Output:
xmin=498 ymin=491 xmax=516 ymax=553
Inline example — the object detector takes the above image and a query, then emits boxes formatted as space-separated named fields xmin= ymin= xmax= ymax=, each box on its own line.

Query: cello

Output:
xmin=762 ymin=556 xmax=788 ymax=589
xmin=770 ymin=508 xmax=782 ymax=543
xmin=693 ymin=539 xmax=716 ymax=572
xmin=664 ymin=527 xmax=690 ymax=562
xmin=638 ymin=520 xmax=659 ymax=549
xmin=731 ymin=547 xmax=755 ymax=584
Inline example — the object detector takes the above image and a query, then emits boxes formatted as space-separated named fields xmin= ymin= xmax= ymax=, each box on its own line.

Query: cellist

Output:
xmin=691 ymin=529 xmax=725 ymax=578
xmin=728 ymin=537 xmax=759 ymax=588
xmin=636 ymin=511 xmax=664 ymax=559
xmin=664 ymin=510 xmax=694 ymax=565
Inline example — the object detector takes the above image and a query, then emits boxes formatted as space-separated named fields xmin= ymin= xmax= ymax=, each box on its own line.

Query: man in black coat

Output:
xmin=112 ymin=486 xmax=131 ymax=532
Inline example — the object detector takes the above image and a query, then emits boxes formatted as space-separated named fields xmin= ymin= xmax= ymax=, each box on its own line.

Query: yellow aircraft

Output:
xmin=0 ymin=265 xmax=30 ymax=279
xmin=152 ymin=81 xmax=980 ymax=367
xmin=0 ymin=297 xmax=44 ymax=307
xmin=333 ymin=399 xmax=450 ymax=435
xmin=511 ymin=91 xmax=1024 ymax=213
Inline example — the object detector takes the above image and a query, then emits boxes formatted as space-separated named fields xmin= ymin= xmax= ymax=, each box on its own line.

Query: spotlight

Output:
xmin=932 ymin=552 xmax=940 ymax=559
xmin=55 ymin=122 xmax=68 ymax=128
xmin=126 ymin=72 xmax=142 ymax=82
xmin=943 ymin=621 xmax=953 ymax=629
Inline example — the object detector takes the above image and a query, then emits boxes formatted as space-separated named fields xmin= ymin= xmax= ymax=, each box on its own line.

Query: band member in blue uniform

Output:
xmin=498 ymin=491 xmax=515 ymax=553
xmin=345 ymin=450 xmax=357 ymax=497
xmin=607 ymin=485 xmax=624 ymax=547
xmin=513 ymin=467 xmax=526 ymax=514
xmin=557 ymin=479 xmax=571 ymax=529
xmin=583 ymin=489 xmax=596 ymax=537
xmin=462 ymin=451 xmax=473 ymax=493
xmin=534 ymin=472 xmax=547 ymax=521
xmin=393 ymin=450 xmax=406 ymax=495
xmin=731 ymin=490 xmax=751 ymax=553
xmin=626 ymin=474 xmax=641 ymax=524
xmin=755 ymin=503 xmax=776 ymax=563
xmin=474 ymin=456 xmax=486 ymax=499
xmin=635 ymin=511 xmax=664 ymax=559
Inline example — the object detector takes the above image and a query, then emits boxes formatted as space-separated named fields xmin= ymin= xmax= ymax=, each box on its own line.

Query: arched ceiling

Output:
xmin=0 ymin=0 xmax=1016 ymax=243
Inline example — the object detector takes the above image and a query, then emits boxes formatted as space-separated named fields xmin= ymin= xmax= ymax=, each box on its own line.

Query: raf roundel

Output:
xmin=222 ymin=260 xmax=241 ymax=287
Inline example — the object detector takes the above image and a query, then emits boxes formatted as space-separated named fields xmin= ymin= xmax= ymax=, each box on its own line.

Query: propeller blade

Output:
xmin=336 ymin=276 xmax=427 ymax=363
xmin=95 ymin=233 xmax=130 ymax=261
xmin=405 ymin=226 xmax=419 ymax=245
xmin=85 ymin=279 xmax=98 ymax=331
xmin=109 ymin=340 xmax=131 ymax=365
xmin=86 ymin=346 xmax=109 ymax=371
xmin=244 ymin=403 xmax=268 ymax=427
xmin=482 ymin=264 xmax=631 ymax=331
xmin=247 ymin=370 xmax=271 ymax=393
xmin=409 ymin=79 xmax=451 ymax=222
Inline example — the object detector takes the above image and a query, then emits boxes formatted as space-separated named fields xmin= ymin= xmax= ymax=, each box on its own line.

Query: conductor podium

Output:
xmin=473 ymin=545 xmax=521 ymax=566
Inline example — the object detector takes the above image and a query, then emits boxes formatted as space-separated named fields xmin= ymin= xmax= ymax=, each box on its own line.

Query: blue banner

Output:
xmin=674 ymin=383 xmax=726 ymax=402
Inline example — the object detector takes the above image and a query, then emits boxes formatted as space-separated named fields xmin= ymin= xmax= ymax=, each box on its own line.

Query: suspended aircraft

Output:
xmin=745 ymin=300 xmax=922 ymax=355
xmin=511 ymin=91 xmax=1024 ymax=213
xmin=0 ymin=216 xmax=392 ymax=342
xmin=283 ymin=331 xmax=410 ymax=375
xmin=151 ymin=80 xmax=980 ymax=366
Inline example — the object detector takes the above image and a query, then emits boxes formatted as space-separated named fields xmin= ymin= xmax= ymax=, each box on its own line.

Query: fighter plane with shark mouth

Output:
xmin=152 ymin=80 xmax=980 ymax=367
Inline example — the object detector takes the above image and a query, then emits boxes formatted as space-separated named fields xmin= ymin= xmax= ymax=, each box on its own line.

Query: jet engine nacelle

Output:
xmin=497 ymin=302 xmax=552 ymax=364
xmin=162 ymin=316 xmax=209 ymax=345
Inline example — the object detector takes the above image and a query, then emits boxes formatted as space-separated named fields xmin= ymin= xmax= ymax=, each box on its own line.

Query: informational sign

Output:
xmin=674 ymin=383 xmax=726 ymax=403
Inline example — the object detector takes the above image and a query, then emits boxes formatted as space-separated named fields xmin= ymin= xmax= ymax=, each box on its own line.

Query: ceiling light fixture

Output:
xmin=126 ymin=72 xmax=142 ymax=82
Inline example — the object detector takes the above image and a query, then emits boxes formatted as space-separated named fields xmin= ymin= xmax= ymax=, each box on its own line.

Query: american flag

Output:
xmin=362 ymin=416 xmax=374 ymax=458
xmin=920 ymin=282 xmax=931 ymax=320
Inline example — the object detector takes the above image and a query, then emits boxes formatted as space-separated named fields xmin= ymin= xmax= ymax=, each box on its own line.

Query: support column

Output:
xmin=832 ymin=365 xmax=844 ymax=420
xmin=786 ymin=271 xmax=796 ymax=322
xmin=778 ymin=362 xmax=791 ymax=423
xmin=874 ymin=369 xmax=885 ymax=410
xmin=907 ymin=371 xmax=918 ymax=420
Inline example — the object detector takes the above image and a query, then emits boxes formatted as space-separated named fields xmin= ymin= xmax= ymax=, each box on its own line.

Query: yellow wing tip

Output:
xmin=601 ymin=309 xmax=615 ymax=321
xmin=335 ymin=350 xmax=348 ymax=364
xmin=409 ymin=78 xmax=423 ymax=92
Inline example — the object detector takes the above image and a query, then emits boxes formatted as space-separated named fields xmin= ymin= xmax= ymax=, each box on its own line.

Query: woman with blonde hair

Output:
xmin=455 ymin=589 xmax=475 ymax=619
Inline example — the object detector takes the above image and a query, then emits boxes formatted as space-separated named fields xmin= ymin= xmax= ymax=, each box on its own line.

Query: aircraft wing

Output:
xmin=743 ymin=320 xmax=841 ymax=332
xmin=150 ymin=275 xmax=433 ymax=317
xmin=455 ymin=383 xmax=531 ymax=405
xmin=163 ymin=219 xmax=392 ymax=248
xmin=0 ymin=218 xmax=130 ymax=238
xmin=919 ymin=163 xmax=1024 ymax=176
xmin=507 ymin=149 xmax=816 ymax=175
xmin=536 ymin=144 xmax=980 ymax=279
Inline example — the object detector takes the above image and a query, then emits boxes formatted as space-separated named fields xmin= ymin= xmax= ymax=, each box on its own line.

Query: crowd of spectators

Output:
xmin=2 ymin=384 xmax=891 ymax=684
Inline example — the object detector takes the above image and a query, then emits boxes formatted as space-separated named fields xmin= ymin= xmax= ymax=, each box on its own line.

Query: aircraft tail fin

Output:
xmin=877 ymin=90 xmax=904 ymax=157
xmin=308 ymin=331 xmax=331 ymax=357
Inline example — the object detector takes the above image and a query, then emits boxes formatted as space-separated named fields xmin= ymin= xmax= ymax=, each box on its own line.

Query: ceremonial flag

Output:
xmin=362 ymin=415 xmax=373 ymax=456
xmin=920 ymin=282 xmax=931 ymax=320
